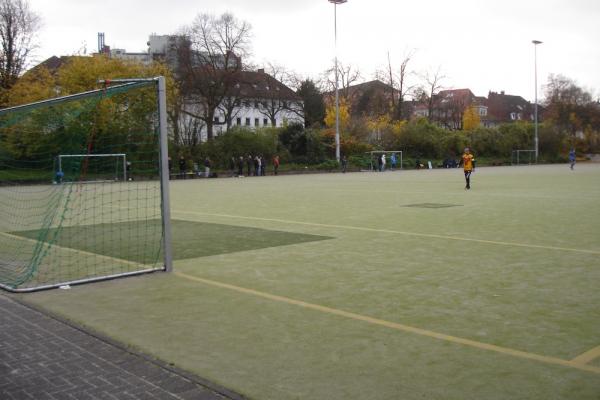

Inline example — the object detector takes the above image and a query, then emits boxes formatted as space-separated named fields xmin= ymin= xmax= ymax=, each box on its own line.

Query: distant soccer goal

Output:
xmin=366 ymin=151 xmax=403 ymax=171
xmin=511 ymin=149 xmax=537 ymax=166
xmin=57 ymin=153 xmax=127 ymax=183
xmin=0 ymin=77 xmax=172 ymax=292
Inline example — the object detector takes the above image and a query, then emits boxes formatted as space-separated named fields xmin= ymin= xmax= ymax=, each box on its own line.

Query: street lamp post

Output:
xmin=532 ymin=40 xmax=542 ymax=162
xmin=328 ymin=0 xmax=347 ymax=162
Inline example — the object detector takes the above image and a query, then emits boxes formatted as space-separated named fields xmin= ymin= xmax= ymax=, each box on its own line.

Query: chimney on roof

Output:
xmin=258 ymin=68 xmax=265 ymax=74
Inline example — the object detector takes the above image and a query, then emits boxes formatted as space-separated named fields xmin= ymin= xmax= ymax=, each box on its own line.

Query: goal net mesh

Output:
xmin=0 ymin=82 xmax=166 ymax=291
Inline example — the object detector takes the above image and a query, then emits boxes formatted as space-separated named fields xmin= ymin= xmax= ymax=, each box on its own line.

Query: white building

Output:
xmin=183 ymin=68 xmax=304 ymax=141
xmin=97 ymin=33 xmax=304 ymax=141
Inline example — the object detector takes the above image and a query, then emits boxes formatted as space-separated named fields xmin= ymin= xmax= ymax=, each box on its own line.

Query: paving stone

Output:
xmin=0 ymin=295 xmax=244 ymax=400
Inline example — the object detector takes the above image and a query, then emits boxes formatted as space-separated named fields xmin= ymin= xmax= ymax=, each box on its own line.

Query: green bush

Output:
xmin=315 ymin=159 xmax=340 ymax=171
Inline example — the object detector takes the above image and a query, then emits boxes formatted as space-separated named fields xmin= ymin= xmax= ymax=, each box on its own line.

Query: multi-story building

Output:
xmin=93 ymin=33 xmax=304 ymax=141
xmin=485 ymin=91 xmax=536 ymax=126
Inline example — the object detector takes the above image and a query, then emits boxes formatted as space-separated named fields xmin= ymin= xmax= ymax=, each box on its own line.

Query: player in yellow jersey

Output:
xmin=459 ymin=147 xmax=475 ymax=189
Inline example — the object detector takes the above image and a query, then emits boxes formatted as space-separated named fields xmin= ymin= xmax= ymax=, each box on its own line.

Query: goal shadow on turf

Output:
xmin=402 ymin=203 xmax=463 ymax=209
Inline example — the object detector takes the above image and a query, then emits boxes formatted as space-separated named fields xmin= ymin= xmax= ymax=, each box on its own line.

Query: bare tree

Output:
xmin=177 ymin=12 xmax=251 ymax=140
xmin=422 ymin=66 xmax=445 ymax=122
xmin=0 ymin=0 xmax=40 ymax=101
xmin=324 ymin=61 xmax=361 ymax=105
xmin=218 ymin=81 xmax=243 ymax=130
xmin=376 ymin=50 xmax=416 ymax=120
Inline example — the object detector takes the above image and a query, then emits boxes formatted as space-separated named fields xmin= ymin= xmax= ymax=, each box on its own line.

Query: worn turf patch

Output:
xmin=403 ymin=203 xmax=462 ymax=209
xmin=12 ymin=219 xmax=332 ymax=263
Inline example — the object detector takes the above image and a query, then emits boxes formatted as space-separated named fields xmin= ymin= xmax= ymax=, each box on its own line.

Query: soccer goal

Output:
xmin=57 ymin=153 xmax=127 ymax=183
xmin=366 ymin=151 xmax=403 ymax=171
xmin=511 ymin=149 xmax=537 ymax=165
xmin=0 ymin=77 xmax=172 ymax=292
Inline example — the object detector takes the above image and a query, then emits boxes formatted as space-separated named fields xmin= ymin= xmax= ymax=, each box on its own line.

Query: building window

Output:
xmin=214 ymin=116 xmax=219 ymax=123
xmin=263 ymin=118 xmax=268 ymax=126
xmin=254 ymin=101 xmax=259 ymax=108
xmin=510 ymin=112 xmax=517 ymax=120
xmin=254 ymin=118 xmax=259 ymax=127
xmin=245 ymin=117 xmax=251 ymax=126
xmin=236 ymin=117 xmax=242 ymax=125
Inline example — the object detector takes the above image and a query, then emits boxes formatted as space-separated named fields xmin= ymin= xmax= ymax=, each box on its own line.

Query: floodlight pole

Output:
xmin=532 ymin=40 xmax=542 ymax=162
xmin=329 ymin=0 xmax=347 ymax=162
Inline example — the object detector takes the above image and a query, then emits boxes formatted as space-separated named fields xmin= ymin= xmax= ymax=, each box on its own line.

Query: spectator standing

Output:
xmin=178 ymin=156 xmax=186 ymax=179
xmin=246 ymin=155 xmax=253 ymax=176
xmin=341 ymin=156 xmax=348 ymax=173
xmin=569 ymin=148 xmax=576 ymax=170
xmin=390 ymin=153 xmax=397 ymax=170
xmin=204 ymin=157 xmax=212 ymax=178
xmin=237 ymin=156 xmax=244 ymax=177
xmin=254 ymin=155 xmax=260 ymax=176
xmin=377 ymin=154 xmax=383 ymax=172
xmin=260 ymin=155 xmax=266 ymax=176
xmin=273 ymin=155 xmax=280 ymax=175
xmin=381 ymin=154 xmax=386 ymax=171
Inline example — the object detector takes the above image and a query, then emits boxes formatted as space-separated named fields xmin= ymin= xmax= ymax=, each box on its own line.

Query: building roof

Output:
xmin=30 ymin=56 xmax=80 ymax=75
xmin=231 ymin=70 xmax=301 ymax=101
xmin=487 ymin=91 xmax=534 ymax=121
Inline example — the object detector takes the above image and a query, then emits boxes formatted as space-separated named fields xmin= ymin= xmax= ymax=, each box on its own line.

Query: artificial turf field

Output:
xmin=17 ymin=163 xmax=600 ymax=399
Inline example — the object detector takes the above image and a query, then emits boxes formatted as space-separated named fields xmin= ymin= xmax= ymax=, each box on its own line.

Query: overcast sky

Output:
xmin=28 ymin=0 xmax=600 ymax=101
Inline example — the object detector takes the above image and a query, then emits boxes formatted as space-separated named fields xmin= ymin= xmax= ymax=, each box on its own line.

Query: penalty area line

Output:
xmin=172 ymin=210 xmax=600 ymax=256
xmin=174 ymin=271 xmax=600 ymax=375
xmin=572 ymin=345 xmax=600 ymax=365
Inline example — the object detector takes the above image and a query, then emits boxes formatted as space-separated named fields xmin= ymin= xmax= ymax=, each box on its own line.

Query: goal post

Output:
xmin=511 ymin=149 xmax=537 ymax=166
xmin=0 ymin=76 xmax=172 ymax=292
xmin=366 ymin=150 xmax=403 ymax=171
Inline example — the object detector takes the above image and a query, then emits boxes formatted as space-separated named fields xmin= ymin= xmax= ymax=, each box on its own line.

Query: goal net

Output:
xmin=57 ymin=153 xmax=127 ymax=183
xmin=0 ymin=78 xmax=172 ymax=292
xmin=511 ymin=149 xmax=536 ymax=165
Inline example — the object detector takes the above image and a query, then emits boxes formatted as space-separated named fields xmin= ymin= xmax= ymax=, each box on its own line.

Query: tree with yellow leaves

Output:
xmin=462 ymin=105 xmax=481 ymax=131
xmin=324 ymin=98 xmax=350 ymax=130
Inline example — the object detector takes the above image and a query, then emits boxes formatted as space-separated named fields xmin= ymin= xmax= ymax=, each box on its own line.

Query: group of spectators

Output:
xmin=169 ymin=154 xmax=281 ymax=179
xmin=170 ymin=156 xmax=213 ymax=179
xmin=374 ymin=153 xmax=399 ymax=172
xmin=231 ymin=154 xmax=280 ymax=177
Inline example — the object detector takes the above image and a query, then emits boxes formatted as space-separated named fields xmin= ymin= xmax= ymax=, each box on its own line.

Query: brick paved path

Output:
xmin=0 ymin=295 xmax=243 ymax=400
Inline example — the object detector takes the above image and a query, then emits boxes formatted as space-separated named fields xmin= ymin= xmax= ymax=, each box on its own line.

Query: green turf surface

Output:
xmin=12 ymin=219 xmax=331 ymax=262
xmin=19 ymin=164 xmax=600 ymax=399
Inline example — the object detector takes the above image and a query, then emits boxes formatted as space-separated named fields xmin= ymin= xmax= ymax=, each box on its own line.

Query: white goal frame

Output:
xmin=0 ymin=76 xmax=173 ymax=292
xmin=366 ymin=150 xmax=403 ymax=171
xmin=58 ymin=153 xmax=127 ymax=182
xmin=511 ymin=149 xmax=537 ymax=166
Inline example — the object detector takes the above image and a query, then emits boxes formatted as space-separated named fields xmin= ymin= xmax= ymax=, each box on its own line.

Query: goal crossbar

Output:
xmin=58 ymin=153 xmax=128 ymax=182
